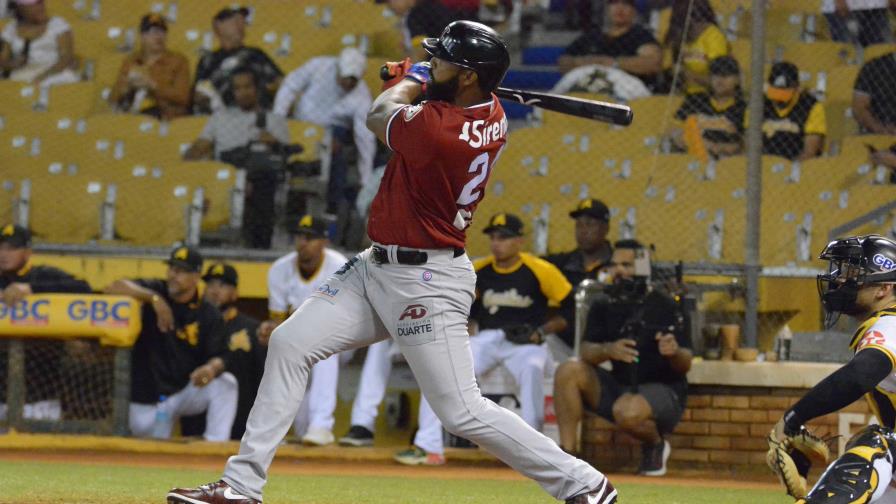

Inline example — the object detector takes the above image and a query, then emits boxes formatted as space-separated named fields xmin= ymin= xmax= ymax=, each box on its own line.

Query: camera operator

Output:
xmin=553 ymin=239 xmax=691 ymax=477
xmin=183 ymin=67 xmax=292 ymax=248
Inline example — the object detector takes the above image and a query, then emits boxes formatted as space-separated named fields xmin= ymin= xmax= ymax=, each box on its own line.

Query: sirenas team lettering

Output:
xmin=458 ymin=116 xmax=508 ymax=148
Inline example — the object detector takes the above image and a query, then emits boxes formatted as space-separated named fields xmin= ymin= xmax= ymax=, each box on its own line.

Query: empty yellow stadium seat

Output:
xmin=821 ymin=65 xmax=859 ymax=104
xmin=23 ymin=169 xmax=107 ymax=243
xmin=168 ymin=160 xmax=238 ymax=232
xmin=862 ymin=43 xmax=896 ymax=63
xmin=286 ymin=120 xmax=327 ymax=163
xmin=779 ymin=42 xmax=854 ymax=75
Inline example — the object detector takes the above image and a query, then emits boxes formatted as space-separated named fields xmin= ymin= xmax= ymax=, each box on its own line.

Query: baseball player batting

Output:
xmin=167 ymin=21 xmax=617 ymax=504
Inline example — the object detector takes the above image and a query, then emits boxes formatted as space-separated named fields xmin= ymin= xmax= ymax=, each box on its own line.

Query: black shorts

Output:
xmin=591 ymin=367 xmax=685 ymax=435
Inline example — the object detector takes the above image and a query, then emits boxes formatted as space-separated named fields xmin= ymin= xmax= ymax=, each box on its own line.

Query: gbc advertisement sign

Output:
xmin=0 ymin=294 xmax=141 ymax=346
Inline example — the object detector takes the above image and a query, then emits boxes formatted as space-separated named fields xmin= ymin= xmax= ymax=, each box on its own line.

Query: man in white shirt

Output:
xmin=273 ymin=47 xmax=377 ymax=217
xmin=260 ymin=214 xmax=349 ymax=445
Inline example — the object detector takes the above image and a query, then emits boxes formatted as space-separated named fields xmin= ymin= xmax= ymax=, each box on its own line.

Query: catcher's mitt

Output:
xmin=502 ymin=324 xmax=544 ymax=345
xmin=766 ymin=423 xmax=831 ymax=500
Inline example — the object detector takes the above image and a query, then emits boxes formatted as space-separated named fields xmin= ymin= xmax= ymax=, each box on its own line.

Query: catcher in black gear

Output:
xmin=768 ymin=235 xmax=896 ymax=503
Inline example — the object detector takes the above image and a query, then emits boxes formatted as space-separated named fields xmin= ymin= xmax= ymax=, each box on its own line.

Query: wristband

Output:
xmin=404 ymin=61 xmax=432 ymax=85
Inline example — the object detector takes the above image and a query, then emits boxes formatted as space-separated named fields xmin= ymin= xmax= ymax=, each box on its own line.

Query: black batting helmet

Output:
xmin=422 ymin=20 xmax=510 ymax=92
xmin=817 ymin=234 xmax=896 ymax=327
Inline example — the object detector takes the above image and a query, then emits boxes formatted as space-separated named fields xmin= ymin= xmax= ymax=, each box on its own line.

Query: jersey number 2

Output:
xmin=456 ymin=147 xmax=504 ymax=207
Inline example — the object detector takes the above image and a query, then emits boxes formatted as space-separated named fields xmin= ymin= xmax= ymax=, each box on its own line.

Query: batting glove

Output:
xmin=404 ymin=61 xmax=431 ymax=86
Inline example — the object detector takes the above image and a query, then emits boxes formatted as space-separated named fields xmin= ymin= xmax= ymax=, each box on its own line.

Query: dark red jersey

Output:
xmin=368 ymin=96 xmax=507 ymax=249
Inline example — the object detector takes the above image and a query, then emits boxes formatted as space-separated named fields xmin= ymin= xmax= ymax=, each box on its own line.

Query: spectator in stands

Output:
xmin=273 ymin=47 xmax=376 ymax=218
xmin=184 ymin=68 xmax=290 ymax=249
xmin=544 ymin=198 xmax=613 ymax=355
xmin=0 ymin=0 xmax=78 ymax=87
xmin=108 ymin=14 xmax=191 ymax=120
xmin=553 ymin=240 xmax=692 ymax=477
xmin=822 ymin=0 xmax=893 ymax=47
xmin=761 ymin=61 xmax=826 ymax=161
xmin=201 ymin=262 xmax=265 ymax=440
xmin=192 ymin=6 xmax=283 ymax=114
xmin=666 ymin=55 xmax=745 ymax=160
xmin=853 ymin=52 xmax=896 ymax=135
xmin=0 ymin=223 xmax=91 ymax=423
xmin=557 ymin=0 xmax=662 ymax=90
xmin=105 ymin=246 xmax=237 ymax=441
xmin=387 ymin=0 xmax=459 ymax=60
xmin=663 ymin=0 xmax=728 ymax=95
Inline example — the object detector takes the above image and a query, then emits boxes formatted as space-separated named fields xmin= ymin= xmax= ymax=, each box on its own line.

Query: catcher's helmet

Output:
xmin=422 ymin=20 xmax=510 ymax=92
xmin=817 ymin=234 xmax=896 ymax=327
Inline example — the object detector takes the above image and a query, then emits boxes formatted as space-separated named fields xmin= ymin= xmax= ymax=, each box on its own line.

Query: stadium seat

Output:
xmin=820 ymin=65 xmax=859 ymax=104
xmin=286 ymin=120 xmax=327 ymax=163
xmin=112 ymin=174 xmax=193 ymax=246
xmin=841 ymin=134 xmax=895 ymax=160
xmin=43 ymin=82 xmax=98 ymax=117
xmin=24 ymin=169 xmax=106 ymax=243
xmin=168 ymin=160 xmax=238 ymax=232
xmin=824 ymin=101 xmax=858 ymax=146
xmin=778 ymin=42 xmax=854 ymax=75
xmin=0 ymin=80 xmax=38 ymax=115
xmin=862 ymin=43 xmax=896 ymax=63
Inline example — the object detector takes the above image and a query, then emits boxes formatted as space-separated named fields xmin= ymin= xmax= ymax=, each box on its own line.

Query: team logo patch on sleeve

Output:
xmin=403 ymin=104 xmax=423 ymax=121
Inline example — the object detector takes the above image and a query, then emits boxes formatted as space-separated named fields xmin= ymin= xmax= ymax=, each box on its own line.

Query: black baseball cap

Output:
xmin=203 ymin=262 xmax=238 ymax=286
xmin=710 ymin=56 xmax=740 ymax=76
xmin=294 ymin=214 xmax=329 ymax=239
xmin=483 ymin=213 xmax=524 ymax=237
xmin=166 ymin=245 xmax=203 ymax=272
xmin=213 ymin=6 xmax=250 ymax=23
xmin=768 ymin=61 xmax=799 ymax=89
xmin=569 ymin=198 xmax=610 ymax=221
xmin=0 ymin=224 xmax=31 ymax=248
xmin=139 ymin=13 xmax=167 ymax=32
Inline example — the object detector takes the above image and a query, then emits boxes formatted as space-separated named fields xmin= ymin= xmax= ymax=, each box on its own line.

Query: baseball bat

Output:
xmin=379 ymin=64 xmax=633 ymax=126
xmin=493 ymin=88 xmax=633 ymax=126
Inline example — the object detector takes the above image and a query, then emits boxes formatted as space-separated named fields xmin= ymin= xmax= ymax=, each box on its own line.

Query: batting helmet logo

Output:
xmin=399 ymin=304 xmax=428 ymax=321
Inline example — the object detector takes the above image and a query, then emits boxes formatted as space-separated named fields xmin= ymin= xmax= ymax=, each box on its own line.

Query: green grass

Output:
xmin=1 ymin=460 xmax=791 ymax=504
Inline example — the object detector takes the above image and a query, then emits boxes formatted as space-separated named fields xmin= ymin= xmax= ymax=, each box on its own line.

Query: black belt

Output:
xmin=371 ymin=246 xmax=464 ymax=265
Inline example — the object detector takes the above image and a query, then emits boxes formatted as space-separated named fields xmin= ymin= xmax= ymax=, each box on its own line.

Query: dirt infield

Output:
xmin=0 ymin=450 xmax=780 ymax=492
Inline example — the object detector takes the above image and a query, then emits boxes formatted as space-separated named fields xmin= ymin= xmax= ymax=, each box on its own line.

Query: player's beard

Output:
xmin=425 ymin=74 xmax=460 ymax=103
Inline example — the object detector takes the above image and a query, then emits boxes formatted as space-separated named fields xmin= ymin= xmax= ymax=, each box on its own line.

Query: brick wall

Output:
xmin=581 ymin=385 xmax=872 ymax=474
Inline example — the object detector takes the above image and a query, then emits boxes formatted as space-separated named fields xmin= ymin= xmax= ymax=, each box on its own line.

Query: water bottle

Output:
xmin=151 ymin=395 xmax=170 ymax=439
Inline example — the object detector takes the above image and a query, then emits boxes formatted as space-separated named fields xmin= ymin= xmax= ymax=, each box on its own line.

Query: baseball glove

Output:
xmin=503 ymin=324 xmax=544 ymax=345
xmin=766 ymin=423 xmax=831 ymax=500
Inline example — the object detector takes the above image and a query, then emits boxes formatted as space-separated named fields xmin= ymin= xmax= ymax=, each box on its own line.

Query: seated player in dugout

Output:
xmin=545 ymin=198 xmax=614 ymax=358
xmin=397 ymin=212 xmax=573 ymax=466
xmin=759 ymin=61 xmax=826 ymax=161
xmin=191 ymin=262 xmax=266 ymax=441
xmin=767 ymin=235 xmax=896 ymax=503
xmin=105 ymin=246 xmax=238 ymax=441
xmin=544 ymin=198 xmax=613 ymax=357
xmin=666 ymin=55 xmax=746 ymax=161
xmin=553 ymin=240 xmax=692 ymax=477
xmin=0 ymin=224 xmax=92 ymax=423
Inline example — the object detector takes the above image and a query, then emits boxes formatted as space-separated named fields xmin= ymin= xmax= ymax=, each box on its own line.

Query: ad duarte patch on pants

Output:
xmin=395 ymin=301 xmax=436 ymax=346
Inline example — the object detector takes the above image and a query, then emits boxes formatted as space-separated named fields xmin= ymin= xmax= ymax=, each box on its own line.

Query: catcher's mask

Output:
xmin=817 ymin=234 xmax=896 ymax=328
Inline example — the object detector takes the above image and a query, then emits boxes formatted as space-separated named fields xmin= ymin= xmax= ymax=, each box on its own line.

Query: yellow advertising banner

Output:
xmin=0 ymin=294 xmax=142 ymax=347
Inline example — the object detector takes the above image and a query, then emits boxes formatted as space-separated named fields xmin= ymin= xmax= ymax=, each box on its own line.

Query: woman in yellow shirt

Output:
xmin=663 ymin=0 xmax=730 ymax=95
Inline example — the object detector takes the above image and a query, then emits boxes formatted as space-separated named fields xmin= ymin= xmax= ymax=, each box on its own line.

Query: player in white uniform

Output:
xmin=262 ymin=215 xmax=348 ymax=445
xmin=768 ymin=235 xmax=896 ymax=503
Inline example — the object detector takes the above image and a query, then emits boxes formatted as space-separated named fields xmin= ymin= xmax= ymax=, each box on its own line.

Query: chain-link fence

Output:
xmin=0 ymin=0 xmax=895 ymax=359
